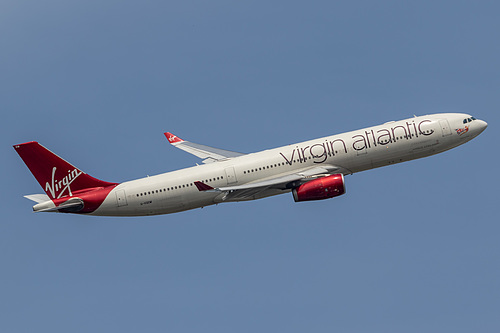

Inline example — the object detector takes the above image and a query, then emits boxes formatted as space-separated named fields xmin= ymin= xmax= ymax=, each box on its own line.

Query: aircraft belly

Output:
xmin=91 ymin=188 xmax=218 ymax=216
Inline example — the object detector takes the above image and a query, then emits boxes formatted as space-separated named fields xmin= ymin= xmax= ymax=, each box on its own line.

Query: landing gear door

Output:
xmin=439 ymin=119 xmax=452 ymax=137
xmin=225 ymin=167 xmax=238 ymax=185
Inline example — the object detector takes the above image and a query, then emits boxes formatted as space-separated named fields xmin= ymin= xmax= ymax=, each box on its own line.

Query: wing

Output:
xmin=164 ymin=132 xmax=246 ymax=163
xmin=194 ymin=164 xmax=351 ymax=201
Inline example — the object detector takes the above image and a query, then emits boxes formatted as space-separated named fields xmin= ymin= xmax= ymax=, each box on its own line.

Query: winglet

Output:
xmin=164 ymin=132 xmax=184 ymax=144
xmin=194 ymin=181 xmax=214 ymax=191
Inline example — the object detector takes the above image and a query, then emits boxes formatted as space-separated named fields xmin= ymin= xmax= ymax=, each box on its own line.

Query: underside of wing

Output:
xmin=195 ymin=164 xmax=351 ymax=201
xmin=164 ymin=132 xmax=246 ymax=163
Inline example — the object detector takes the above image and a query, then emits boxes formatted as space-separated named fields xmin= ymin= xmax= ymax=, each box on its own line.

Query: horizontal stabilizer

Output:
xmin=34 ymin=198 xmax=84 ymax=213
xmin=24 ymin=194 xmax=50 ymax=203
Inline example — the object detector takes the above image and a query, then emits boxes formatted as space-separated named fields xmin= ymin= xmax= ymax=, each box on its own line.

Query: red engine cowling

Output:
xmin=292 ymin=174 xmax=346 ymax=202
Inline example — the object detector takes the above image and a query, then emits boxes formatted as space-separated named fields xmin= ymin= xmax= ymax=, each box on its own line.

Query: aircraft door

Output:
xmin=224 ymin=167 xmax=238 ymax=185
xmin=116 ymin=189 xmax=128 ymax=207
xmin=439 ymin=119 xmax=452 ymax=137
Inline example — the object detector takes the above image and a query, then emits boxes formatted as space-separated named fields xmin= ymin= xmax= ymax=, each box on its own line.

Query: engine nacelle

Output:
xmin=292 ymin=174 xmax=346 ymax=202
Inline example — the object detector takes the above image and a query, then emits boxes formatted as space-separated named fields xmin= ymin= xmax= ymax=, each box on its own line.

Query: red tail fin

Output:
xmin=14 ymin=142 xmax=117 ymax=200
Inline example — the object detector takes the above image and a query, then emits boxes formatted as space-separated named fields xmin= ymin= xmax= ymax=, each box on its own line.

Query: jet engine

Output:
xmin=292 ymin=174 xmax=345 ymax=202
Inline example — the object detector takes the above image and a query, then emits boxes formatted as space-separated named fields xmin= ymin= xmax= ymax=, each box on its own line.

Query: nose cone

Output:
xmin=477 ymin=119 xmax=488 ymax=133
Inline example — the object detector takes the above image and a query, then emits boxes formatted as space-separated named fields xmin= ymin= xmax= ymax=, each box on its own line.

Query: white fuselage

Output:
xmin=92 ymin=113 xmax=486 ymax=216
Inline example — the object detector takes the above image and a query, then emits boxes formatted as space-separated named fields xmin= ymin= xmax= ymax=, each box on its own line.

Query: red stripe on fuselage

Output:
xmin=52 ymin=185 xmax=118 ymax=214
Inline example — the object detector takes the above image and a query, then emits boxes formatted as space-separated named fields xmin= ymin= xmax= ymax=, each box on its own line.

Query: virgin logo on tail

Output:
xmin=45 ymin=167 xmax=83 ymax=199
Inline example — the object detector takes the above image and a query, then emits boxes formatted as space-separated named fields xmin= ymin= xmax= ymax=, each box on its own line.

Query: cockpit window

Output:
xmin=463 ymin=117 xmax=477 ymax=124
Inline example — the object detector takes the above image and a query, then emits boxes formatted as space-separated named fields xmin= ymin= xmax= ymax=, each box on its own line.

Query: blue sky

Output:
xmin=2 ymin=1 xmax=499 ymax=332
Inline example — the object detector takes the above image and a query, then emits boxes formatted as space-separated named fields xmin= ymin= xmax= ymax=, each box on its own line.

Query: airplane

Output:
xmin=13 ymin=113 xmax=487 ymax=217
